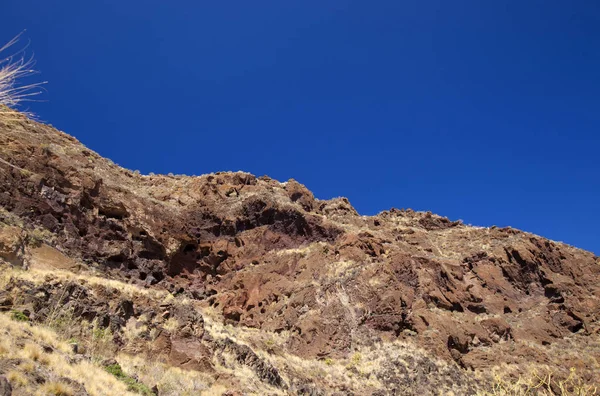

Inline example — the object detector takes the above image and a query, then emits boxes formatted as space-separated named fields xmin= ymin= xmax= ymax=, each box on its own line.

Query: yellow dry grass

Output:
xmin=6 ymin=370 xmax=28 ymax=386
xmin=37 ymin=381 xmax=75 ymax=396
xmin=0 ymin=312 xmax=135 ymax=396
xmin=117 ymin=353 xmax=212 ymax=396
xmin=483 ymin=366 xmax=598 ymax=396
xmin=0 ymin=265 xmax=167 ymax=301
xmin=0 ymin=33 xmax=45 ymax=118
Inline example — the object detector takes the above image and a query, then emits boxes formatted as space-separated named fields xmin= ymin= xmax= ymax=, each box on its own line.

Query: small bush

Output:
xmin=10 ymin=309 xmax=29 ymax=322
xmin=105 ymin=363 xmax=153 ymax=395
xmin=105 ymin=363 xmax=126 ymax=377
xmin=28 ymin=227 xmax=53 ymax=247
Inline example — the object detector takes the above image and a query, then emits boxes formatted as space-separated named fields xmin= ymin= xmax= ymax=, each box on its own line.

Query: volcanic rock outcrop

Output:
xmin=0 ymin=114 xmax=599 ymax=394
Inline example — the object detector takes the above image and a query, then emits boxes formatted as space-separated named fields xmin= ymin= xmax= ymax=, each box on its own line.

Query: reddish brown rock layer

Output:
xmin=1 ymin=115 xmax=599 ymax=385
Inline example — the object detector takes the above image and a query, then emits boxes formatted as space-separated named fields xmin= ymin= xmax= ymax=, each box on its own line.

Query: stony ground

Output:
xmin=0 ymin=113 xmax=599 ymax=395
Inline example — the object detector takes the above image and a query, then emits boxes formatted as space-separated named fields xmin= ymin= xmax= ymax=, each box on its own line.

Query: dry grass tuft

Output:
xmin=38 ymin=381 xmax=75 ymax=396
xmin=22 ymin=342 xmax=49 ymax=364
xmin=0 ymin=32 xmax=45 ymax=118
xmin=6 ymin=370 xmax=28 ymax=386
xmin=162 ymin=317 xmax=179 ymax=333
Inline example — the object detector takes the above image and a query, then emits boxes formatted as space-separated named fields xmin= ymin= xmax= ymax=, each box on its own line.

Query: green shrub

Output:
xmin=105 ymin=363 xmax=153 ymax=395
xmin=28 ymin=227 xmax=53 ymax=247
xmin=10 ymin=309 xmax=28 ymax=322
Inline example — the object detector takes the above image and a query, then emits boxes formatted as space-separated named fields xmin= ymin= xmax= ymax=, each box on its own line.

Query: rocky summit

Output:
xmin=0 ymin=113 xmax=599 ymax=395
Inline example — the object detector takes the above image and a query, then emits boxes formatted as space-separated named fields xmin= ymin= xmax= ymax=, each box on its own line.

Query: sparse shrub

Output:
xmin=105 ymin=363 xmax=126 ymax=378
xmin=324 ymin=358 xmax=333 ymax=366
xmin=11 ymin=309 xmax=28 ymax=322
xmin=105 ymin=363 xmax=153 ymax=395
xmin=28 ymin=227 xmax=53 ymax=247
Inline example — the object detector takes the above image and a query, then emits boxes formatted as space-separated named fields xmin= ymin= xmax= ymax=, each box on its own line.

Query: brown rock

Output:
xmin=1 ymin=116 xmax=599 ymax=387
xmin=0 ymin=225 xmax=24 ymax=266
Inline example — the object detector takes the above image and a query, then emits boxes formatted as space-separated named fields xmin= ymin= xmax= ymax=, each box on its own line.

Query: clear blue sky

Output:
xmin=3 ymin=1 xmax=599 ymax=254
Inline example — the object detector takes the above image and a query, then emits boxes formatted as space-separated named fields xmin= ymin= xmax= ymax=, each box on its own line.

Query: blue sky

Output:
xmin=2 ymin=1 xmax=599 ymax=254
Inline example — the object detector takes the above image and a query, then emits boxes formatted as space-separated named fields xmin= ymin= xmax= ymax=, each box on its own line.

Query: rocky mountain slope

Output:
xmin=0 ymin=112 xmax=599 ymax=395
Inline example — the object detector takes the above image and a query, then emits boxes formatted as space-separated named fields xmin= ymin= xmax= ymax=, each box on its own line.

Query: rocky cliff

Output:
xmin=0 ymin=113 xmax=598 ymax=395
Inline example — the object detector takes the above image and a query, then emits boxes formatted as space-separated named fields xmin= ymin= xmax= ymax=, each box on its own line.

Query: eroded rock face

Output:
xmin=0 ymin=224 xmax=25 ymax=267
xmin=1 ymin=116 xmax=599 ymax=384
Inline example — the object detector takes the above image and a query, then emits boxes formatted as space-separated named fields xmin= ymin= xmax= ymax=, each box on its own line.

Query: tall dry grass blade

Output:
xmin=0 ymin=32 xmax=46 ymax=118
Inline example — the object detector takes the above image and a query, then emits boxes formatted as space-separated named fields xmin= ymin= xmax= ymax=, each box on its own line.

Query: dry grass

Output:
xmin=0 ymin=264 xmax=167 ymax=301
xmin=22 ymin=343 xmax=50 ymax=364
xmin=38 ymin=381 xmax=75 ymax=396
xmin=6 ymin=370 xmax=28 ymax=386
xmin=485 ymin=367 xmax=598 ymax=395
xmin=123 ymin=318 xmax=148 ymax=342
xmin=201 ymin=309 xmax=478 ymax=394
xmin=0 ymin=312 xmax=135 ymax=396
xmin=326 ymin=259 xmax=357 ymax=279
xmin=0 ymin=32 xmax=45 ymax=118
xmin=0 ymin=338 xmax=9 ymax=356
xmin=0 ymin=263 xmax=249 ymax=394
xmin=117 ymin=354 xmax=212 ymax=396
xmin=4 ymin=230 xmax=593 ymax=394
xmin=162 ymin=317 xmax=179 ymax=332
xmin=275 ymin=242 xmax=326 ymax=257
